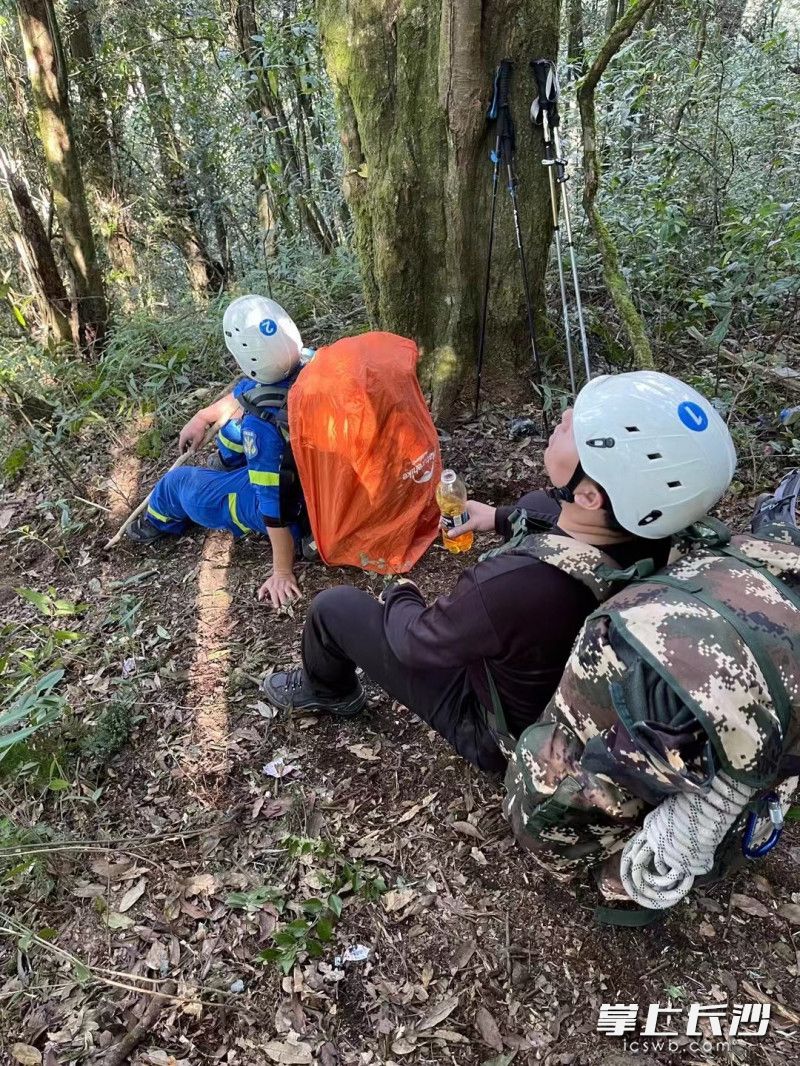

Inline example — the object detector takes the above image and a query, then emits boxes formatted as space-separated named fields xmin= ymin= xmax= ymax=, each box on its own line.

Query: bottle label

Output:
xmin=441 ymin=511 xmax=469 ymax=531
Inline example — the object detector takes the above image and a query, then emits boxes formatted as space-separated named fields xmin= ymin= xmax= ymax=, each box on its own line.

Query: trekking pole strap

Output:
xmin=531 ymin=59 xmax=560 ymax=128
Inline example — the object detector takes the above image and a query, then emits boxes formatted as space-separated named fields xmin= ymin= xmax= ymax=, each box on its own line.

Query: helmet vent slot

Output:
xmin=648 ymin=452 xmax=662 ymax=460
xmin=626 ymin=426 xmax=640 ymax=432
xmin=668 ymin=480 xmax=682 ymax=488
xmin=638 ymin=509 xmax=663 ymax=526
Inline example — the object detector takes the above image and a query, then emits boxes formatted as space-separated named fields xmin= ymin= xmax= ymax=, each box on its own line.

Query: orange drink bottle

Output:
xmin=436 ymin=469 xmax=473 ymax=554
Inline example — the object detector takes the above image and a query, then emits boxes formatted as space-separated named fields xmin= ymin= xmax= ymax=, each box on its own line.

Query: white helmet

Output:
xmin=222 ymin=295 xmax=302 ymax=383
xmin=572 ymin=371 xmax=737 ymax=538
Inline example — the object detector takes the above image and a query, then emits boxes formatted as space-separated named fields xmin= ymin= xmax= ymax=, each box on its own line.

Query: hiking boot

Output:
xmin=126 ymin=513 xmax=168 ymax=544
xmin=261 ymin=667 xmax=366 ymax=718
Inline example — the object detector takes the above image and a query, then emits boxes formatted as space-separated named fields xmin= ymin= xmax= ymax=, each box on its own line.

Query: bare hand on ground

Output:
xmin=258 ymin=572 xmax=301 ymax=608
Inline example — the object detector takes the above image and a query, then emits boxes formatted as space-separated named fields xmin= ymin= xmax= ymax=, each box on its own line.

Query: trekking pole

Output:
xmin=496 ymin=61 xmax=550 ymax=435
xmin=530 ymin=59 xmax=591 ymax=385
xmin=531 ymin=60 xmax=577 ymax=398
xmin=474 ymin=66 xmax=503 ymax=418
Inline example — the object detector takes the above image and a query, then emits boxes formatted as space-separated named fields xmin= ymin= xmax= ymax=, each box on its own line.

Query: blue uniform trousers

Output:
xmin=147 ymin=464 xmax=263 ymax=538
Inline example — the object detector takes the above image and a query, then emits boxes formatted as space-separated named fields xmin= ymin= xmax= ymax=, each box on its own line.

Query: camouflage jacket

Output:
xmin=500 ymin=521 xmax=800 ymax=883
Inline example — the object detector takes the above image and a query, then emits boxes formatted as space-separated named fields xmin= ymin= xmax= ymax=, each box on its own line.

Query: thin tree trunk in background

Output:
xmin=232 ymin=0 xmax=336 ymax=254
xmin=604 ymin=0 xmax=620 ymax=35
xmin=1 ymin=163 xmax=73 ymax=344
xmin=299 ymin=54 xmax=350 ymax=238
xmin=133 ymin=33 xmax=224 ymax=298
xmin=198 ymin=158 xmax=234 ymax=285
xmin=66 ymin=0 xmax=138 ymax=304
xmin=17 ymin=0 xmax=107 ymax=350
xmin=318 ymin=0 xmax=560 ymax=417
xmin=577 ymin=0 xmax=658 ymax=369
xmin=567 ymin=0 xmax=587 ymax=77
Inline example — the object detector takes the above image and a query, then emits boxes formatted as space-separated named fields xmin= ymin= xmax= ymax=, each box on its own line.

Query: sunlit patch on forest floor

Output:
xmin=0 ymin=394 xmax=798 ymax=1066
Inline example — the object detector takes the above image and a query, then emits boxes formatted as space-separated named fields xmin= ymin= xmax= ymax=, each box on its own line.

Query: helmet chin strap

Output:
xmin=548 ymin=462 xmax=585 ymax=504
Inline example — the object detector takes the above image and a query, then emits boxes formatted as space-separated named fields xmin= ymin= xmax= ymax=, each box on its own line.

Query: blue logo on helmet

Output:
xmin=678 ymin=401 xmax=709 ymax=432
xmin=258 ymin=318 xmax=277 ymax=337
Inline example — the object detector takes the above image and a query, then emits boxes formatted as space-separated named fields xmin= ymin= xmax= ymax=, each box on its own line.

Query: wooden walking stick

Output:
xmin=103 ymin=419 xmax=223 ymax=550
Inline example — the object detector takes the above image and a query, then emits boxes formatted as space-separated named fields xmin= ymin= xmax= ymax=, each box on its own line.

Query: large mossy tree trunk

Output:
xmin=17 ymin=0 xmax=108 ymax=351
xmin=317 ymin=0 xmax=560 ymax=418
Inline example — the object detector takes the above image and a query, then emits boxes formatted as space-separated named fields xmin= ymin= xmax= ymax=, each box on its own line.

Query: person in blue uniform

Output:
xmin=126 ymin=295 xmax=307 ymax=608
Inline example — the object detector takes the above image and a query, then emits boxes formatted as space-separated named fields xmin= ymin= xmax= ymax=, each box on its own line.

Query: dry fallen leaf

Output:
xmin=118 ymin=877 xmax=147 ymax=913
xmin=347 ymin=743 xmax=380 ymax=762
xmin=90 ymin=859 xmax=135 ymax=881
xmin=451 ymin=940 xmax=477 ymax=973
xmin=778 ymin=902 xmax=800 ymax=925
xmin=731 ymin=893 xmax=771 ymax=918
xmin=145 ymin=938 xmax=169 ymax=972
xmin=476 ymin=1005 xmax=504 ymax=1052
xmin=417 ymin=995 xmax=459 ymax=1031
xmin=262 ymin=1040 xmax=313 ymax=1064
xmin=698 ymin=920 xmax=716 ymax=938
xmin=451 ymin=821 xmax=484 ymax=840
xmin=184 ymin=873 xmax=219 ymax=897
xmin=397 ymin=803 xmax=422 ymax=825
xmin=383 ymin=888 xmax=416 ymax=913
xmin=318 ymin=1043 xmax=338 ymax=1066
xmin=104 ymin=911 xmax=135 ymax=930
xmin=11 ymin=1045 xmax=42 ymax=1065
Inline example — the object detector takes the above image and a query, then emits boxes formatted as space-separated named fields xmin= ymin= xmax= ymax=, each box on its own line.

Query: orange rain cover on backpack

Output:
xmin=288 ymin=332 xmax=441 ymax=573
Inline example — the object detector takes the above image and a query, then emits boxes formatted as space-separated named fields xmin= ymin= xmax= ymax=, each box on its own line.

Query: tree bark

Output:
xmin=66 ymin=0 xmax=138 ymax=303
xmin=232 ymin=0 xmax=335 ymax=254
xmin=1 ymin=162 xmax=73 ymax=344
xmin=577 ymin=0 xmax=658 ymax=369
xmin=17 ymin=0 xmax=108 ymax=350
xmin=317 ymin=0 xmax=560 ymax=417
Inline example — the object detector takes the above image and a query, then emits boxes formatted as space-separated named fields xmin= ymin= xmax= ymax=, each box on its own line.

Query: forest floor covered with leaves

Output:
xmin=1 ymin=372 xmax=799 ymax=1066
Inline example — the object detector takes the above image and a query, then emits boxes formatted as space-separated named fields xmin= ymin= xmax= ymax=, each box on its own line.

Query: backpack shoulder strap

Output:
xmin=239 ymin=385 xmax=291 ymax=440
xmin=504 ymin=533 xmax=625 ymax=603
xmin=481 ymin=509 xmax=623 ymax=602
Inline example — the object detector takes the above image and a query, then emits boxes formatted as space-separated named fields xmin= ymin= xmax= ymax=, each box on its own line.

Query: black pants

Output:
xmin=302 ymin=491 xmax=559 ymax=773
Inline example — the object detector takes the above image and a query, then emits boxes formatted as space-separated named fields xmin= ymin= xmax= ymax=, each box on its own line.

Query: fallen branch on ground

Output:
xmin=103 ymin=979 xmax=177 ymax=1066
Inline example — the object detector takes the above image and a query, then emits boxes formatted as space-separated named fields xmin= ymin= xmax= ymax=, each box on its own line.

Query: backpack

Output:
xmin=489 ymin=515 xmax=800 ymax=901
xmin=287 ymin=332 xmax=441 ymax=573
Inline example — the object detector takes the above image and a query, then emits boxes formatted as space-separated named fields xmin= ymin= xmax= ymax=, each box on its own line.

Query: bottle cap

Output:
xmin=441 ymin=469 xmax=456 ymax=485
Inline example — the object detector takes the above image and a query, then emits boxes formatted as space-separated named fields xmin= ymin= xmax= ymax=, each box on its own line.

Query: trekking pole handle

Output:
xmin=531 ymin=59 xmax=560 ymax=128
xmin=496 ymin=59 xmax=512 ymax=111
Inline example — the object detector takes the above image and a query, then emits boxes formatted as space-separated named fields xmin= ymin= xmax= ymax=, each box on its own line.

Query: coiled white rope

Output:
xmin=620 ymin=773 xmax=755 ymax=910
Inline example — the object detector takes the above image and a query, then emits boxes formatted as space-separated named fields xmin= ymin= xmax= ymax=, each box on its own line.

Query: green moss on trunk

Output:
xmin=318 ymin=0 xmax=561 ymax=420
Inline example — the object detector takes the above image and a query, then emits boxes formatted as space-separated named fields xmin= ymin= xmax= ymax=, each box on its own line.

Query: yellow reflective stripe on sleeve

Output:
xmin=218 ymin=430 xmax=244 ymax=453
xmin=147 ymin=505 xmax=174 ymax=524
xmin=227 ymin=493 xmax=252 ymax=534
xmin=248 ymin=469 xmax=280 ymax=487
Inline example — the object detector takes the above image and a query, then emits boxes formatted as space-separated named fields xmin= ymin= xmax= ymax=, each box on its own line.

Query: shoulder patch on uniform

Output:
xmin=243 ymin=429 xmax=258 ymax=460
